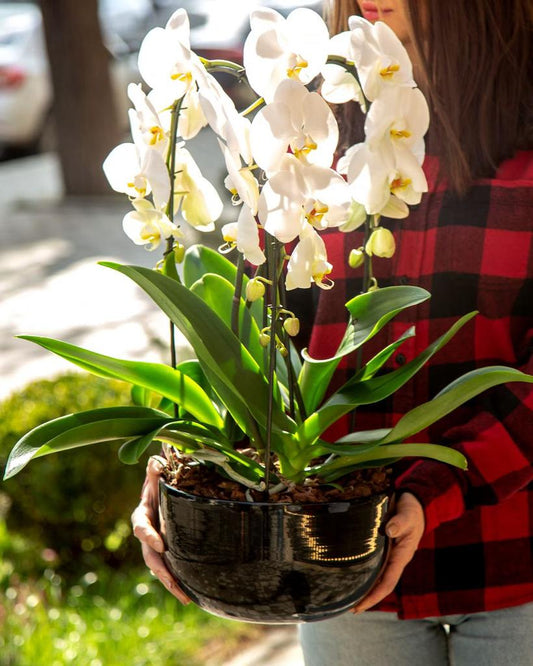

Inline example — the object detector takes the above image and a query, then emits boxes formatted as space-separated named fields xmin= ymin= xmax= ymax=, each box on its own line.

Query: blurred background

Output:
xmin=0 ymin=1 xmax=325 ymax=664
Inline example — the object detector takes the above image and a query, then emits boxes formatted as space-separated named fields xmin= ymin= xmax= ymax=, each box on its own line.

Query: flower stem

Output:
xmin=231 ymin=252 xmax=245 ymax=337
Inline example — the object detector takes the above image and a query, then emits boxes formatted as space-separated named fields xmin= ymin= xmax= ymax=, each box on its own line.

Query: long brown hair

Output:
xmin=325 ymin=1 xmax=533 ymax=194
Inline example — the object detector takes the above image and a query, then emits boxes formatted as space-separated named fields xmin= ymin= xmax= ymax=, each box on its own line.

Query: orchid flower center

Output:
xmin=306 ymin=201 xmax=329 ymax=227
xmin=390 ymin=176 xmax=412 ymax=193
xmin=170 ymin=70 xmax=193 ymax=85
xmin=390 ymin=129 xmax=411 ymax=140
xmin=293 ymin=136 xmax=318 ymax=160
xmin=287 ymin=56 xmax=309 ymax=79
xmin=149 ymin=126 xmax=165 ymax=145
xmin=379 ymin=63 xmax=400 ymax=79
xmin=127 ymin=176 xmax=147 ymax=198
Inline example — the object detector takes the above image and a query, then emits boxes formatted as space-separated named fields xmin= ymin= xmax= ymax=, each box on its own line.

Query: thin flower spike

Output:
xmin=348 ymin=16 xmax=415 ymax=101
xmin=285 ymin=224 xmax=333 ymax=291
xmin=123 ymin=198 xmax=181 ymax=251
xmin=243 ymin=7 xmax=330 ymax=102
xmin=221 ymin=204 xmax=266 ymax=266
xmin=250 ymin=79 xmax=339 ymax=175
xmin=258 ymin=154 xmax=352 ymax=244
xmin=321 ymin=32 xmax=365 ymax=107
xmin=364 ymin=86 xmax=430 ymax=164
xmin=173 ymin=147 xmax=223 ymax=232
xmin=102 ymin=143 xmax=170 ymax=209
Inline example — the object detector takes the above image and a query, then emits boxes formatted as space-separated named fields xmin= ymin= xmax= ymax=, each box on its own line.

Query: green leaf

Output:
xmin=162 ymin=250 xmax=181 ymax=282
xmin=99 ymin=262 xmax=295 ymax=435
xmin=3 ymin=406 xmax=171 ymax=479
xmin=297 ymin=311 xmax=477 ymax=446
xmin=17 ymin=335 xmax=224 ymax=430
xmin=313 ymin=443 xmax=468 ymax=482
xmin=356 ymin=327 xmax=415 ymax=381
xmin=379 ymin=366 xmax=533 ymax=445
xmin=191 ymin=273 xmax=266 ymax=372
xmin=298 ymin=286 xmax=430 ymax=413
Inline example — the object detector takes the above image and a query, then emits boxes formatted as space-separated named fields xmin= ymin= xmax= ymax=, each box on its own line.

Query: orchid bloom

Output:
xmin=251 ymin=79 xmax=339 ymax=175
xmin=123 ymin=198 xmax=180 ymax=251
xmin=342 ymin=141 xmax=428 ymax=218
xmin=173 ymin=147 xmax=223 ymax=232
xmin=127 ymin=83 xmax=169 ymax=156
xmin=243 ymin=7 xmax=330 ymax=102
xmin=364 ymin=86 xmax=430 ymax=163
xmin=137 ymin=8 xmax=207 ymax=140
xmin=321 ymin=31 xmax=365 ymax=107
xmin=102 ymin=143 xmax=170 ymax=210
xmin=258 ymin=154 xmax=352 ymax=244
xmin=285 ymin=223 xmax=333 ymax=291
xmin=348 ymin=16 xmax=415 ymax=101
xmin=221 ymin=204 xmax=266 ymax=266
xmin=219 ymin=139 xmax=260 ymax=215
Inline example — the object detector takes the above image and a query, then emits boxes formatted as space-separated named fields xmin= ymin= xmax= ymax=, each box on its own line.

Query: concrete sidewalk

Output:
xmin=0 ymin=151 xmax=304 ymax=666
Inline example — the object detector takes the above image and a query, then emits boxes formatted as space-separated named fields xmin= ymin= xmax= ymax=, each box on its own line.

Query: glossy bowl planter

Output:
xmin=159 ymin=480 xmax=391 ymax=624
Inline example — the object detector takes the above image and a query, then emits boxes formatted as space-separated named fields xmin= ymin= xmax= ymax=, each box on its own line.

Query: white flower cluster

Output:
xmin=103 ymin=7 xmax=429 ymax=290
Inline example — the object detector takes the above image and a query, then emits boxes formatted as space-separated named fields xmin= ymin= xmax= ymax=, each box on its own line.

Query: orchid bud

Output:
xmin=259 ymin=332 xmax=271 ymax=347
xmin=245 ymin=278 xmax=265 ymax=302
xmin=283 ymin=317 xmax=300 ymax=337
xmin=365 ymin=227 xmax=396 ymax=258
xmin=174 ymin=243 xmax=185 ymax=264
xmin=349 ymin=247 xmax=365 ymax=269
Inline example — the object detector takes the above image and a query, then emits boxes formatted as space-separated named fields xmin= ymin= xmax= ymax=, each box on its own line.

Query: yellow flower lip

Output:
xmin=379 ymin=63 xmax=400 ymax=79
xmin=390 ymin=177 xmax=412 ymax=192
xmin=390 ymin=129 xmax=411 ymax=139
xmin=287 ymin=58 xmax=309 ymax=79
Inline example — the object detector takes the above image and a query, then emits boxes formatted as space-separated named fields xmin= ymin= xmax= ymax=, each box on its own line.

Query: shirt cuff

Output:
xmin=394 ymin=460 xmax=466 ymax=534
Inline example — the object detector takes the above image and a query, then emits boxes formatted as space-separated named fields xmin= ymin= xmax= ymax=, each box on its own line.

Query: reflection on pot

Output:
xmin=159 ymin=480 xmax=391 ymax=624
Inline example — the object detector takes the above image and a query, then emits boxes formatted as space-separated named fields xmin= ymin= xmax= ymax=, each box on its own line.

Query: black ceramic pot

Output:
xmin=159 ymin=480 xmax=391 ymax=624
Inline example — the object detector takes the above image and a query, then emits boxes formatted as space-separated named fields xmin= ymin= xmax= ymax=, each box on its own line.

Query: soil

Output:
xmin=162 ymin=451 xmax=392 ymax=504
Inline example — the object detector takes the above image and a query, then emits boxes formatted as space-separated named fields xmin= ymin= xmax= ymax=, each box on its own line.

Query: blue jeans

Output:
xmin=299 ymin=603 xmax=533 ymax=665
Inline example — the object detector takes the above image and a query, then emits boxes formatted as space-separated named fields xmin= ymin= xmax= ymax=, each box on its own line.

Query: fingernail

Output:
xmin=386 ymin=524 xmax=399 ymax=538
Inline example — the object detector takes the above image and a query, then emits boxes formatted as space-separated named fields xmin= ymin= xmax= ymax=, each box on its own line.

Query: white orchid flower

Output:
xmin=173 ymin=147 xmax=223 ymax=232
xmin=348 ymin=16 xmax=415 ymax=101
xmin=219 ymin=139 xmax=259 ymax=215
xmin=127 ymin=83 xmax=169 ymax=156
xmin=103 ymin=143 xmax=170 ymax=209
xmin=345 ymin=141 xmax=427 ymax=218
xmin=321 ymin=32 xmax=365 ymax=107
xmin=364 ymin=86 xmax=429 ymax=163
xmin=258 ymin=155 xmax=352 ymax=244
xmin=251 ymin=80 xmax=339 ymax=175
xmin=221 ymin=204 xmax=266 ymax=266
xmin=138 ymin=9 xmax=208 ymax=140
xmin=285 ymin=223 xmax=333 ymax=291
xmin=123 ymin=198 xmax=180 ymax=251
xmin=243 ymin=7 xmax=330 ymax=102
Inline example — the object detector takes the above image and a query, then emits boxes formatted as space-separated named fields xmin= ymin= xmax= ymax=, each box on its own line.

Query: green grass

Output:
xmin=0 ymin=519 xmax=260 ymax=666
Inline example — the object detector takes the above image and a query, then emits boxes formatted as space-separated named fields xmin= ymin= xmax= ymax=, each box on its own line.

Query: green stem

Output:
xmin=231 ymin=252 xmax=245 ymax=337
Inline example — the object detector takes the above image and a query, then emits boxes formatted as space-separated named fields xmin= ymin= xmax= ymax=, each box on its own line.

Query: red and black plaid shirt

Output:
xmin=306 ymin=151 xmax=533 ymax=619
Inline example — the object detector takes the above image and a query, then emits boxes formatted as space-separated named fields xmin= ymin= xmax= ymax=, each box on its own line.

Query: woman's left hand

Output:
xmin=351 ymin=491 xmax=425 ymax=613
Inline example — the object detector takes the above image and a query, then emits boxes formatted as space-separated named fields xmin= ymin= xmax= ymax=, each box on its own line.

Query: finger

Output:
xmin=352 ymin=532 xmax=421 ymax=613
xmin=132 ymin=505 xmax=166 ymax=553
xmin=141 ymin=542 xmax=191 ymax=605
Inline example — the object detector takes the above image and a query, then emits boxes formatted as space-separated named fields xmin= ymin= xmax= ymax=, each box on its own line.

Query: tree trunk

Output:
xmin=39 ymin=0 xmax=121 ymax=195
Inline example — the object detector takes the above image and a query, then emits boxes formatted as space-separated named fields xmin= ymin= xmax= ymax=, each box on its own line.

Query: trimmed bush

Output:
xmin=0 ymin=374 xmax=152 ymax=579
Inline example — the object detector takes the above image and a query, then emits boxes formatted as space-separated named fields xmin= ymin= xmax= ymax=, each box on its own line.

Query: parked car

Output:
xmin=0 ymin=2 xmax=140 ymax=158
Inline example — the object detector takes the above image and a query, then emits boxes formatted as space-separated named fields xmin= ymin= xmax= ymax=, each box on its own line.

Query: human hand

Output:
xmin=131 ymin=456 xmax=190 ymax=604
xmin=351 ymin=492 xmax=425 ymax=613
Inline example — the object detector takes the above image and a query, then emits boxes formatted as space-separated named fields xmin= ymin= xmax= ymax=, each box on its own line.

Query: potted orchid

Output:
xmin=4 ymin=7 xmax=533 ymax=623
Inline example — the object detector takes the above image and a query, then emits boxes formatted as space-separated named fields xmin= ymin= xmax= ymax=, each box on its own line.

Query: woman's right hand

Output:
xmin=131 ymin=456 xmax=191 ymax=604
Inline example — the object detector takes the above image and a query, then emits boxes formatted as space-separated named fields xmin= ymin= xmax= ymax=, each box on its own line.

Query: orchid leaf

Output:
xmin=297 ymin=311 xmax=477 ymax=446
xmin=312 ymin=443 xmax=468 ymax=483
xmin=379 ymin=366 xmax=533 ymax=445
xmin=100 ymin=263 xmax=295 ymax=435
xmin=356 ymin=326 xmax=415 ymax=381
xmin=298 ymin=286 xmax=430 ymax=413
xmin=16 ymin=335 xmax=224 ymax=430
xmin=3 ymin=406 xmax=171 ymax=479
xmin=191 ymin=273 xmax=266 ymax=372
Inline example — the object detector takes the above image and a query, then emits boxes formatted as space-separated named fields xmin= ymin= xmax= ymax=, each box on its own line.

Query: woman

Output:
xmin=133 ymin=1 xmax=533 ymax=663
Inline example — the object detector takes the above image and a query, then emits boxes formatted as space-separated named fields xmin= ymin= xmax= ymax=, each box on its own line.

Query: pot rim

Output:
xmin=159 ymin=478 xmax=391 ymax=511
